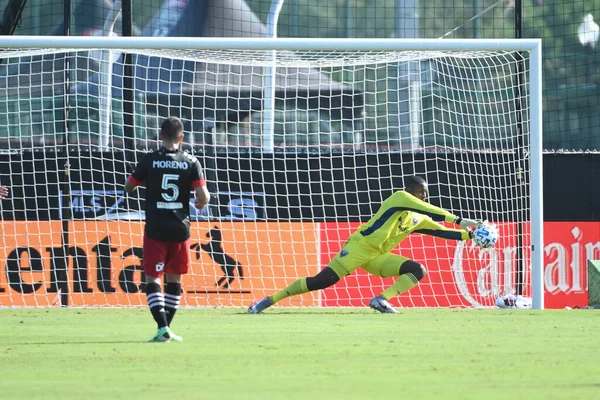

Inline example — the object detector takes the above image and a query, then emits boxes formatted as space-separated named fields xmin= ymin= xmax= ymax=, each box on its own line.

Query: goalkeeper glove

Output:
xmin=455 ymin=217 xmax=483 ymax=231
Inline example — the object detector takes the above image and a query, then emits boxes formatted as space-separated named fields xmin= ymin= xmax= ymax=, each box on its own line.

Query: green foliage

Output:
xmin=2 ymin=0 xmax=599 ymax=149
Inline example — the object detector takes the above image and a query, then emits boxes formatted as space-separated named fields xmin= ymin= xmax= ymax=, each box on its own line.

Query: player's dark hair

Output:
xmin=161 ymin=116 xmax=184 ymax=141
xmin=404 ymin=175 xmax=427 ymax=190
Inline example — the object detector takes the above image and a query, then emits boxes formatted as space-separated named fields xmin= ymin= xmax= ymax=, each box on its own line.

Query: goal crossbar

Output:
xmin=0 ymin=36 xmax=541 ymax=52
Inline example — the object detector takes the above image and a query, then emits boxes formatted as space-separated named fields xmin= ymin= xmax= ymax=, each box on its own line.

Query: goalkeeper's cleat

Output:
xmin=248 ymin=296 xmax=273 ymax=314
xmin=369 ymin=296 xmax=399 ymax=314
xmin=148 ymin=327 xmax=182 ymax=343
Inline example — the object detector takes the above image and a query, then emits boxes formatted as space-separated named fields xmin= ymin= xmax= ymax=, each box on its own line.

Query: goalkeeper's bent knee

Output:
xmin=306 ymin=267 xmax=341 ymax=291
xmin=399 ymin=260 xmax=426 ymax=281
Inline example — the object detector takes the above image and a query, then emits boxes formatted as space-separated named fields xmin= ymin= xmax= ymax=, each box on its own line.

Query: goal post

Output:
xmin=0 ymin=36 xmax=543 ymax=309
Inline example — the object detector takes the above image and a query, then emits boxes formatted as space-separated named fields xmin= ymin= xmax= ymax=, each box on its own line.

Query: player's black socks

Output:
xmin=146 ymin=282 xmax=168 ymax=329
xmin=165 ymin=282 xmax=182 ymax=326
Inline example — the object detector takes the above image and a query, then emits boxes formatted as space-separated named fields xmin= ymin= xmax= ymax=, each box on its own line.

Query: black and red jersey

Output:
xmin=128 ymin=147 xmax=205 ymax=242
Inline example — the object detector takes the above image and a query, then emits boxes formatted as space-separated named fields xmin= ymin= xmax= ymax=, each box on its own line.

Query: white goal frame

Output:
xmin=0 ymin=36 xmax=544 ymax=309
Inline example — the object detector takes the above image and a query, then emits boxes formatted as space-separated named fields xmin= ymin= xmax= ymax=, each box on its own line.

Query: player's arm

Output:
xmin=396 ymin=192 xmax=481 ymax=231
xmin=124 ymin=177 xmax=139 ymax=193
xmin=194 ymin=185 xmax=210 ymax=209
xmin=191 ymin=159 xmax=210 ymax=209
xmin=0 ymin=185 xmax=9 ymax=199
xmin=124 ymin=155 xmax=148 ymax=193
xmin=413 ymin=217 xmax=471 ymax=241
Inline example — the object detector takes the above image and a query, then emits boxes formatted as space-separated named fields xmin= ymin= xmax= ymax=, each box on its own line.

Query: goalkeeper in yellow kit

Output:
xmin=248 ymin=175 xmax=483 ymax=314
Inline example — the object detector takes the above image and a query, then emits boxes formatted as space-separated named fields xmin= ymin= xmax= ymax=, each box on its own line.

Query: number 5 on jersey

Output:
xmin=157 ymin=174 xmax=182 ymax=210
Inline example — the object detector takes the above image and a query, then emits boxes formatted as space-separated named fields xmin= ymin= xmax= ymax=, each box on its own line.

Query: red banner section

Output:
xmin=319 ymin=222 xmax=522 ymax=308
xmin=543 ymin=222 xmax=600 ymax=308
xmin=0 ymin=222 xmax=319 ymax=307
xmin=320 ymin=222 xmax=599 ymax=309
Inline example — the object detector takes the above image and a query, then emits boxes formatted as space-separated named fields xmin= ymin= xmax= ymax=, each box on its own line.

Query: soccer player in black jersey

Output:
xmin=125 ymin=116 xmax=210 ymax=342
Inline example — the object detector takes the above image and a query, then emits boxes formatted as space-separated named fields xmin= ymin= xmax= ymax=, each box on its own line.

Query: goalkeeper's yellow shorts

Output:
xmin=328 ymin=236 xmax=410 ymax=279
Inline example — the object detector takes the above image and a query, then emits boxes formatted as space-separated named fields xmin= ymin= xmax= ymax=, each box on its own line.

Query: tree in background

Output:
xmin=3 ymin=0 xmax=599 ymax=149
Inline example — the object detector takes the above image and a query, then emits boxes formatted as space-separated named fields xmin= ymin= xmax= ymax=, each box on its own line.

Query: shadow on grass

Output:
xmin=233 ymin=310 xmax=382 ymax=315
xmin=5 ymin=340 xmax=147 ymax=345
xmin=563 ymin=383 xmax=600 ymax=388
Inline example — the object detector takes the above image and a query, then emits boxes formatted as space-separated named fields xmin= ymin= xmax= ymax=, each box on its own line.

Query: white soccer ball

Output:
xmin=472 ymin=223 xmax=499 ymax=248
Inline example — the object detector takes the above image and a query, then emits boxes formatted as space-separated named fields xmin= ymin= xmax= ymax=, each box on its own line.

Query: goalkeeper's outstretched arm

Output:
xmin=414 ymin=217 xmax=472 ymax=241
xmin=393 ymin=190 xmax=481 ymax=231
xmin=455 ymin=217 xmax=483 ymax=231
xmin=399 ymin=175 xmax=483 ymax=231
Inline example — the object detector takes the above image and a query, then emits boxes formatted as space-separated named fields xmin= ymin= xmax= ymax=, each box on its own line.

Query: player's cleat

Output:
xmin=248 ymin=296 xmax=273 ymax=314
xmin=148 ymin=327 xmax=182 ymax=343
xmin=166 ymin=328 xmax=183 ymax=342
xmin=149 ymin=327 xmax=171 ymax=343
xmin=369 ymin=296 xmax=399 ymax=314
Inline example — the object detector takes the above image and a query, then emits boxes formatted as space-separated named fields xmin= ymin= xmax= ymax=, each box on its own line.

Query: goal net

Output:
xmin=0 ymin=37 xmax=543 ymax=309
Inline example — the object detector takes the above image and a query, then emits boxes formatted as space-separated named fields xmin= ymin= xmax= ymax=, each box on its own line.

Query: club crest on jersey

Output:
xmin=412 ymin=216 xmax=419 ymax=225
xmin=340 ymin=249 xmax=349 ymax=257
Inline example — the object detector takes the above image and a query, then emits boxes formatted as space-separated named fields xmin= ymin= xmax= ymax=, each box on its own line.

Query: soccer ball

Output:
xmin=472 ymin=223 xmax=499 ymax=248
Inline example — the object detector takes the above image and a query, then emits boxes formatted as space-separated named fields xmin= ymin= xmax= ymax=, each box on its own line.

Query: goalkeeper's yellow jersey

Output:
xmin=351 ymin=190 xmax=470 ymax=253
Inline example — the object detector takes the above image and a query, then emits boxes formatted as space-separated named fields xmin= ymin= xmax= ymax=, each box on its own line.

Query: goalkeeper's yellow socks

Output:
xmin=381 ymin=273 xmax=419 ymax=300
xmin=271 ymin=278 xmax=309 ymax=303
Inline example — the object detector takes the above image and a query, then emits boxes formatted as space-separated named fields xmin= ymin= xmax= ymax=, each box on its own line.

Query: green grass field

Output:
xmin=1 ymin=308 xmax=599 ymax=400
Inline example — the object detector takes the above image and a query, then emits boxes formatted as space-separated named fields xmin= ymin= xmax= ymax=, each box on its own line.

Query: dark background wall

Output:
xmin=542 ymin=153 xmax=599 ymax=221
xmin=0 ymin=152 xmax=597 ymax=222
